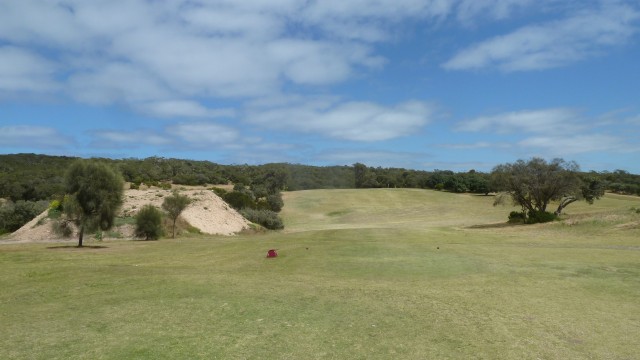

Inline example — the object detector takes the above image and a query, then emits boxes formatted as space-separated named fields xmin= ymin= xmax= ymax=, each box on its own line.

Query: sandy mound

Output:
xmin=122 ymin=189 xmax=250 ymax=236
xmin=7 ymin=188 xmax=250 ymax=243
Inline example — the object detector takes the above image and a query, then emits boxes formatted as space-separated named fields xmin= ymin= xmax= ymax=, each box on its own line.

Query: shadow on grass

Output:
xmin=467 ymin=222 xmax=525 ymax=229
xmin=47 ymin=245 xmax=108 ymax=250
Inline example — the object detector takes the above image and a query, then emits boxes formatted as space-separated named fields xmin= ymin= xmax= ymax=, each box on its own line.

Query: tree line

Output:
xmin=1 ymin=153 xmax=639 ymax=234
xmin=3 ymin=154 xmax=639 ymax=204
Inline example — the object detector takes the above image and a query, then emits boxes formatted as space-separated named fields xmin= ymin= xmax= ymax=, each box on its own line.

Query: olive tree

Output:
xmin=162 ymin=191 xmax=191 ymax=238
xmin=62 ymin=160 xmax=124 ymax=247
xmin=491 ymin=158 xmax=604 ymax=222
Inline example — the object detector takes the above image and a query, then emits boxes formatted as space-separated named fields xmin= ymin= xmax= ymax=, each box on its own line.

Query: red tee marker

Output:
xmin=267 ymin=249 xmax=278 ymax=258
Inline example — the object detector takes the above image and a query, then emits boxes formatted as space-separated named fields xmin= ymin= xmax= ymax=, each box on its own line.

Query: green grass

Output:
xmin=1 ymin=189 xmax=639 ymax=359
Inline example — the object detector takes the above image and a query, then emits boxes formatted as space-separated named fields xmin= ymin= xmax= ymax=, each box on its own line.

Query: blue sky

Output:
xmin=1 ymin=0 xmax=639 ymax=173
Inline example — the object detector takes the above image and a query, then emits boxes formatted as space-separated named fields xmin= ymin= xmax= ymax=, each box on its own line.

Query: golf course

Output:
xmin=1 ymin=188 xmax=639 ymax=359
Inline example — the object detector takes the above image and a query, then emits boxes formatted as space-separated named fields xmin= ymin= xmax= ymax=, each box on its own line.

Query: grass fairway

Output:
xmin=2 ymin=189 xmax=639 ymax=359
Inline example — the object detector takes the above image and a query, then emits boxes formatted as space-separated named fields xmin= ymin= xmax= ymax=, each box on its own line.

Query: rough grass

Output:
xmin=1 ymin=189 xmax=639 ymax=359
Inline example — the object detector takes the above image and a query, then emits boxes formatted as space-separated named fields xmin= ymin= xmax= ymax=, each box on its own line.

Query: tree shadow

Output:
xmin=47 ymin=245 xmax=108 ymax=250
xmin=467 ymin=222 xmax=525 ymax=229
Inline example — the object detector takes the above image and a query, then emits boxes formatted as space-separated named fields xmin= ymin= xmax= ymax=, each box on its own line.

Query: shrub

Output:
xmin=129 ymin=182 xmax=140 ymax=190
xmin=135 ymin=205 xmax=164 ymax=240
xmin=51 ymin=219 xmax=74 ymax=237
xmin=508 ymin=211 xmax=526 ymax=223
xmin=0 ymin=200 xmax=49 ymax=233
xmin=210 ymin=187 xmax=228 ymax=197
xmin=240 ymin=209 xmax=284 ymax=230
xmin=266 ymin=192 xmax=284 ymax=212
xmin=223 ymin=191 xmax=255 ymax=210
xmin=526 ymin=210 xmax=557 ymax=224
xmin=49 ymin=199 xmax=63 ymax=211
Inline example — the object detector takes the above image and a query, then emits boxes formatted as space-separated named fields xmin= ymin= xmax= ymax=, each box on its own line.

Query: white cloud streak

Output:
xmin=456 ymin=107 xmax=640 ymax=155
xmin=0 ymin=47 xmax=58 ymax=93
xmin=518 ymin=134 xmax=626 ymax=155
xmin=0 ymin=125 xmax=73 ymax=148
xmin=168 ymin=123 xmax=239 ymax=147
xmin=137 ymin=101 xmax=236 ymax=119
xmin=456 ymin=108 xmax=582 ymax=134
xmin=248 ymin=99 xmax=434 ymax=141
xmin=444 ymin=2 xmax=640 ymax=71
xmin=92 ymin=130 xmax=172 ymax=147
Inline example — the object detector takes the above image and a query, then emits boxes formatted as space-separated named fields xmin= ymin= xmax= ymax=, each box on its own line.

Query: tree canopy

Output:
xmin=162 ymin=192 xmax=191 ymax=238
xmin=62 ymin=160 xmax=124 ymax=246
xmin=491 ymin=158 xmax=604 ymax=222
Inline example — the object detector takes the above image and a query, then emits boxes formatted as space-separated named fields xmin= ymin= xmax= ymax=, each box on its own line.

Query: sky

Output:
xmin=1 ymin=0 xmax=639 ymax=173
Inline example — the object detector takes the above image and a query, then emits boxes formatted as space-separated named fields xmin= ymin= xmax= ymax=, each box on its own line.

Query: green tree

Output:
xmin=491 ymin=158 xmax=602 ymax=222
xmin=266 ymin=192 xmax=284 ymax=212
xmin=554 ymin=175 xmax=605 ymax=215
xmin=135 ymin=205 xmax=163 ymax=240
xmin=62 ymin=160 xmax=124 ymax=247
xmin=354 ymin=163 xmax=367 ymax=188
xmin=162 ymin=191 xmax=191 ymax=238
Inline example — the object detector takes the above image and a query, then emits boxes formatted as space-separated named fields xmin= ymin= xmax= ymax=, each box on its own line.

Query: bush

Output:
xmin=240 ymin=209 xmax=284 ymax=230
xmin=135 ymin=205 xmax=164 ymax=240
xmin=526 ymin=210 xmax=557 ymax=224
xmin=0 ymin=200 xmax=49 ymax=233
xmin=266 ymin=192 xmax=284 ymax=212
xmin=210 ymin=187 xmax=228 ymax=197
xmin=508 ymin=211 xmax=526 ymax=223
xmin=52 ymin=219 xmax=74 ymax=237
xmin=223 ymin=191 xmax=255 ymax=210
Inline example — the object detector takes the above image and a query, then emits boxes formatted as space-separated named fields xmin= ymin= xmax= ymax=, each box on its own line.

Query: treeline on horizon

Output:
xmin=1 ymin=153 xmax=640 ymax=204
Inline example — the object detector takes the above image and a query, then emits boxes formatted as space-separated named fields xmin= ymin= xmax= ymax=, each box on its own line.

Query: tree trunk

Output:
xmin=172 ymin=218 xmax=176 ymax=238
xmin=78 ymin=224 xmax=84 ymax=247
xmin=555 ymin=197 xmax=577 ymax=216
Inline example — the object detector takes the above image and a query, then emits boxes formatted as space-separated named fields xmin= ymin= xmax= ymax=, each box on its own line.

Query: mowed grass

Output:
xmin=1 ymin=189 xmax=640 ymax=359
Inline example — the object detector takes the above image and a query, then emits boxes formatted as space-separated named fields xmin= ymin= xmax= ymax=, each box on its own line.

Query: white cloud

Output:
xmin=439 ymin=141 xmax=511 ymax=149
xmin=456 ymin=108 xmax=582 ymax=134
xmin=303 ymin=0 xmax=452 ymax=22
xmin=68 ymin=63 xmax=169 ymax=105
xmin=518 ymin=134 xmax=625 ymax=155
xmin=0 ymin=47 xmax=58 ymax=93
xmin=444 ymin=3 xmax=640 ymax=71
xmin=455 ymin=107 xmax=640 ymax=156
xmin=168 ymin=122 xmax=239 ymax=147
xmin=248 ymin=99 xmax=434 ymax=141
xmin=267 ymin=40 xmax=385 ymax=85
xmin=0 ymin=0 xmax=390 ymax=110
xmin=0 ymin=125 xmax=73 ymax=148
xmin=180 ymin=5 xmax=285 ymax=39
xmin=0 ymin=1 xmax=87 ymax=48
xmin=137 ymin=100 xmax=236 ymax=119
xmin=92 ymin=130 xmax=172 ymax=147
xmin=92 ymin=122 xmax=241 ymax=150
xmin=455 ymin=0 xmax=537 ymax=24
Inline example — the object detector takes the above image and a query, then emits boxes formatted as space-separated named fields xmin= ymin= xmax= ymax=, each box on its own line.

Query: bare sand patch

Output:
xmin=7 ymin=188 xmax=249 ymax=243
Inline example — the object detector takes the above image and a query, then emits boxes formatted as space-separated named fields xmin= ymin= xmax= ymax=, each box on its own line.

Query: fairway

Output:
xmin=1 ymin=189 xmax=639 ymax=359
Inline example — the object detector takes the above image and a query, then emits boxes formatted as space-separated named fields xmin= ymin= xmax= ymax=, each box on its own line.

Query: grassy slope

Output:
xmin=1 ymin=189 xmax=639 ymax=359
